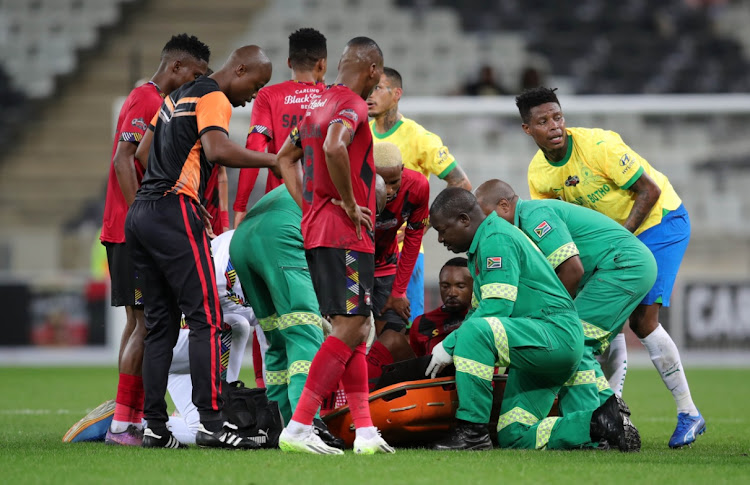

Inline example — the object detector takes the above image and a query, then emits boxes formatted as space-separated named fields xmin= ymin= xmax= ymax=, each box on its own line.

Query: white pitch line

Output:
xmin=0 ymin=409 xmax=77 ymax=415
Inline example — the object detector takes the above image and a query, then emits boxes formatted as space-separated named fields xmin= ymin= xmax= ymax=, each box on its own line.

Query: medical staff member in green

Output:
xmin=426 ymin=187 xmax=636 ymax=452
xmin=475 ymin=180 xmax=655 ymax=434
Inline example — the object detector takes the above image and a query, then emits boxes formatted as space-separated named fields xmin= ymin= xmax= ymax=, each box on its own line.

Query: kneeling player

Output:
xmin=366 ymin=142 xmax=429 ymax=388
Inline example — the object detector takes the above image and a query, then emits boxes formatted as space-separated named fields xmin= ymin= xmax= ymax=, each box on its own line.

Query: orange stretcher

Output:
xmin=321 ymin=375 xmax=559 ymax=448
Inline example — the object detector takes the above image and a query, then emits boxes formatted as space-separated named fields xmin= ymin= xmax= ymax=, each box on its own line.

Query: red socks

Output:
xmin=114 ymin=373 xmax=143 ymax=423
xmin=366 ymin=340 xmax=394 ymax=391
xmin=252 ymin=331 xmax=265 ymax=388
xmin=291 ymin=336 xmax=353 ymax=425
xmin=342 ymin=343 xmax=374 ymax=429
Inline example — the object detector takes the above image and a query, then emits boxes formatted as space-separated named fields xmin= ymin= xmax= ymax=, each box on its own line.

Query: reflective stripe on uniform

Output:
xmin=471 ymin=292 xmax=479 ymax=309
xmin=564 ymin=369 xmax=597 ymax=386
xmin=483 ymin=317 xmax=510 ymax=367
xmin=265 ymin=369 xmax=288 ymax=386
xmin=546 ymin=242 xmax=579 ymax=268
xmin=454 ymin=356 xmax=494 ymax=381
xmin=480 ymin=283 xmax=518 ymax=302
xmin=581 ymin=320 xmax=611 ymax=352
xmin=259 ymin=314 xmax=279 ymax=332
xmin=535 ymin=417 xmax=560 ymax=449
xmin=596 ymin=376 xmax=610 ymax=392
xmin=288 ymin=360 xmax=312 ymax=377
xmin=278 ymin=312 xmax=323 ymax=331
xmin=497 ymin=406 xmax=539 ymax=432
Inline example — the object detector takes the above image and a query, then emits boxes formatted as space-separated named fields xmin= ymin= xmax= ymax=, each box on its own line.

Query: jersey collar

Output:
xmin=545 ymin=134 xmax=573 ymax=167
xmin=371 ymin=118 xmax=403 ymax=139
xmin=469 ymin=212 xmax=499 ymax=256
xmin=513 ymin=197 xmax=525 ymax=227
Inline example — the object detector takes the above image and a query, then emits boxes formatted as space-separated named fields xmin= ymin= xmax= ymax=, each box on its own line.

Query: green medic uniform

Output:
xmin=514 ymin=198 xmax=657 ymax=413
xmin=441 ymin=212 xmax=596 ymax=449
xmin=229 ymin=186 xmax=324 ymax=423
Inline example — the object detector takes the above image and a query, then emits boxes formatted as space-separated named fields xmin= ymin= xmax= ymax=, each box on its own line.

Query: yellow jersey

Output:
xmin=370 ymin=116 xmax=456 ymax=179
xmin=527 ymin=127 xmax=681 ymax=236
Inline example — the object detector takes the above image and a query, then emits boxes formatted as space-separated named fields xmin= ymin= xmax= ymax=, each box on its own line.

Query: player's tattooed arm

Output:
xmin=443 ymin=164 xmax=472 ymax=191
xmin=623 ymin=172 xmax=661 ymax=233
xmin=277 ymin=133 xmax=305 ymax=209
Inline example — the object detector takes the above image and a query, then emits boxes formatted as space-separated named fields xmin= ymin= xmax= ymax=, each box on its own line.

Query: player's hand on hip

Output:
xmin=331 ymin=198 xmax=372 ymax=240
xmin=382 ymin=294 xmax=411 ymax=322
xmin=426 ymin=342 xmax=453 ymax=379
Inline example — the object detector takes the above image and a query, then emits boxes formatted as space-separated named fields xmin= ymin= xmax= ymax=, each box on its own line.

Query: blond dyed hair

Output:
xmin=373 ymin=142 xmax=403 ymax=169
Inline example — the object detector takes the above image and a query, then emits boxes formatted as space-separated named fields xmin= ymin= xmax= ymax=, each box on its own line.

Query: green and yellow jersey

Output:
xmin=527 ymin=127 xmax=681 ymax=236
xmin=370 ymin=116 xmax=456 ymax=180
xmin=513 ymin=198 xmax=652 ymax=292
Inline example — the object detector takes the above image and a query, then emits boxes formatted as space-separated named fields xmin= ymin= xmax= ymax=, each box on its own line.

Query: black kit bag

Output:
xmin=221 ymin=380 xmax=283 ymax=448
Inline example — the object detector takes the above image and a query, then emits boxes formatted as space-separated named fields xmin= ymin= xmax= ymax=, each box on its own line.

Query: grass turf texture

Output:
xmin=1 ymin=367 xmax=748 ymax=485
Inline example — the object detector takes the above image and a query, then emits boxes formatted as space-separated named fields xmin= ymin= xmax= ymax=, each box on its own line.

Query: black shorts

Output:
xmin=104 ymin=242 xmax=143 ymax=307
xmin=306 ymin=247 xmax=374 ymax=317
xmin=372 ymin=274 xmax=407 ymax=332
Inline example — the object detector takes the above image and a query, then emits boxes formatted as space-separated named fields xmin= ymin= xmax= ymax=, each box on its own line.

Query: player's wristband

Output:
xmin=220 ymin=210 xmax=230 ymax=229
xmin=391 ymin=290 xmax=407 ymax=299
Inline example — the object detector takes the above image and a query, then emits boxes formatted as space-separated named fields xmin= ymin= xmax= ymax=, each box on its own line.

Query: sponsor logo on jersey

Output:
xmin=337 ymin=108 xmax=359 ymax=123
xmin=131 ymin=117 xmax=148 ymax=131
xmin=564 ymin=175 xmax=580 ymax=187
xmin=534 ymin=221 xmax=552 ymax=238
xmin=283 ymin=94 xmax=314 ymax=105
xmin=620 ymin=153 xmax=630 ymax=166
xmin=308 ymin=97 xmax=328 ymax=110
xmin=486 ymin=256 xmax=502 ymax=269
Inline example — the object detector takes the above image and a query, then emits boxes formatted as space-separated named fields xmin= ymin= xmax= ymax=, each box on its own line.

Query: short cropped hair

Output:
xmin=441 ymin=257 xmax=468 ymax=271
xmin=374 ymin=142 xmax=402 ymax=168
xmin=346 ymin=36 xmax=383 ymax=58
xmin=383 ymin=67 xmax=402 ymax=89
xmin=289 ymin=28 xmax=327 ymax=70
xmin=515 ymin=86 xmax=560 ymax=124
xmin=430 ymin=187 xmax=477 ymax=219
xmin=162 ymin=33 xmax=211 ymax=63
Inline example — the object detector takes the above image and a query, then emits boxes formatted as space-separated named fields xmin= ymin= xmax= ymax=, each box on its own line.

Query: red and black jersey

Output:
xmin=137 ymin=77 xmax=231 ymax=203
xmin=409 ymin=305 xmax=468 ymax=357
xmin=374 ymin=168 xmax=429 ymax=296
xmin=234 ymin=81 xmax=325 ymax=211
xmin=293 ymin=84 xmax=376 ymax=253
xmin=101 ymin=82 xmax=163 ymax=243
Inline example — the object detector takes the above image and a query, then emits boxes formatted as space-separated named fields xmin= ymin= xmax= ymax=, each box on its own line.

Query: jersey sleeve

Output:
xmin=118 ymin=94 xmax=156 ymax=144
xmin=329 ymin=97 xmax=366 ymax=144
xmin=196 ymin=91 xmax=232 ymax=137
xmin=416 ymin=127 xmax=456 ymax=179
xmin=471 ymin=233 xmax=521 ymax=319
xmin=233 ymin=132 xmax=269 ymax=212
xmin=522 ymin=207 xmax=579 ymax=270
xmin=248 ymin=89 xmax=274 ymax=141
xmin=595 ymin=131 xmax=646 ymax=190
xmin=392 ymin=177 xmax=430 ymax=296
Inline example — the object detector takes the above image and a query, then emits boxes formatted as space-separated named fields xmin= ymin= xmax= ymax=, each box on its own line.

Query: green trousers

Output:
xmin=230 ymin=221 xmax=324 ymax=424
xmin=558 ymin=251 xmax=658 ymax=414
xmin=445 ymin=312 xmax=595 ymax=450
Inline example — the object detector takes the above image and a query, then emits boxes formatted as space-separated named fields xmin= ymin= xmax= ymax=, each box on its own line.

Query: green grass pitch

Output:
xmin=0 ymin=366 xmax=748 ymax=485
